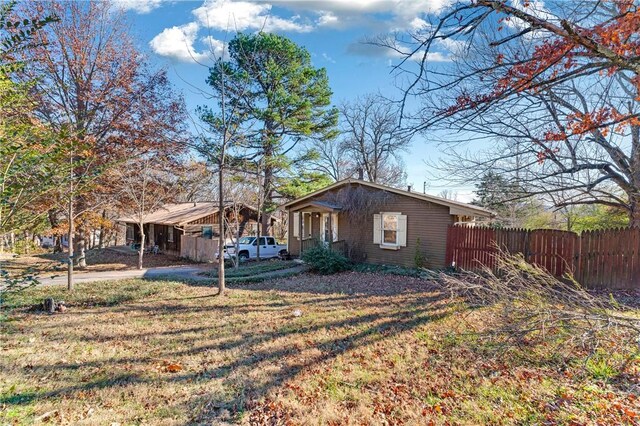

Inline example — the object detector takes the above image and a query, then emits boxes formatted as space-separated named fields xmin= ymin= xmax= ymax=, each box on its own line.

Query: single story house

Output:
xmin=282 ymin=179 xmax=493 ymax=269
xmin=118 ymin=202 xmax=267 ymax=255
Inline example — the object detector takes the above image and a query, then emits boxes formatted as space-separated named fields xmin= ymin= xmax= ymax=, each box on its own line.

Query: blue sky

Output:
xmin=116 ymin=0 xmax=475 ymax=199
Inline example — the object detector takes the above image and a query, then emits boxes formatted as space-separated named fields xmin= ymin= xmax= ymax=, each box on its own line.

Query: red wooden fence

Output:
xmin=445 ymin=225 xmax=640 ymax=290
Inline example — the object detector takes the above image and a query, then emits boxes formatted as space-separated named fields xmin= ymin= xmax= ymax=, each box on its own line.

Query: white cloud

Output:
xmin=408 ymin=17 xmax=429 ymax=31
xmin=149 ymin=22 xmax=216 ymax=63
xmin=149 ymin=0 xmax=458 ymax=63
xmin=274 ymin=0 xmax=452 ymax=31
xmin=322 ymin=52 xmax=336 ymax=63
xmin=201 ymin=36 xmax=227 ymax=59
xmin=114 ymin=0 xmax=166 ymax=14
xmin=317 ymin=11 xmax=339 ymax=27
xmin=423 ymin=51 xmax=450 ymax=62
xmin=273 ymin=0 xmax=449 ymax=16
xmin=193 ymin=0 xmax=313 ymax=33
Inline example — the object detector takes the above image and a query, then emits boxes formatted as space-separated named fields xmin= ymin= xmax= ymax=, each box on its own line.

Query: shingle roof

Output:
xmin=118 ymin=202 xmax=220 ymax=226
xmin=281 ymin=179 xmax=494 ymax=218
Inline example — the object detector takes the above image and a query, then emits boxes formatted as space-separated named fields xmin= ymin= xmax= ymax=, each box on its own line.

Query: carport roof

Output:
xmin=118 ymin=202 xmax=220 ymax=226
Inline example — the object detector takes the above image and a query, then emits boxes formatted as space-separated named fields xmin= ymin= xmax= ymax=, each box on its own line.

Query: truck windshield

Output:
xmin=238 ymin=237 xmax=256 ymax=245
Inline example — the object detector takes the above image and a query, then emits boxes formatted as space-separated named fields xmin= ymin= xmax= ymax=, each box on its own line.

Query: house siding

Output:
xmin=184 ymin=207 xmax=261 ymax=239
xmin=287 ymin=184 xmax=454 ymax=269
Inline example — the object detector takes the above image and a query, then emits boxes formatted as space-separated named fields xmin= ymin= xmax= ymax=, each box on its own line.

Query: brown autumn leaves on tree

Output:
xmin=12 ymin=1 xmax=187 ymax=288
xmin=389 ymin=0 xmax=640 ymax=225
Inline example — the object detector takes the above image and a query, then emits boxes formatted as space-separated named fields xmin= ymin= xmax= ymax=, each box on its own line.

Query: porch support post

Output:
xmin=298 ymin=210 xmax=304 ymax=255
xmin=328 ymin=212 xmax=332 ymax=250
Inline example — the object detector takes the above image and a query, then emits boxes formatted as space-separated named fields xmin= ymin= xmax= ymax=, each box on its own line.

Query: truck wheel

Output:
xmin=238 ymin=252 xmax=250 ymax=262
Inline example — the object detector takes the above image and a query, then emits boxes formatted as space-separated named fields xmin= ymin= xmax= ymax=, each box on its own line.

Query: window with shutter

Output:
xmin=383 ymin=214 xmax=398 ymax=244
xmin=397 ymin=215 xmax=407 ymax=247
xmin=377 ymin=212 xmax=407 ymax=249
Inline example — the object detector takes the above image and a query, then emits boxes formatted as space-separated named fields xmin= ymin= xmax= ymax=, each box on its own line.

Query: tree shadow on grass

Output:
xmin=3 ymin=273 xmax=453 ymax=424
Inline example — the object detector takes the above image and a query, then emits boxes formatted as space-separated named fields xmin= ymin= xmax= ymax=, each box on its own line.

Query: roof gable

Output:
xmin=282 ymin=179 xmax=493 ymax=218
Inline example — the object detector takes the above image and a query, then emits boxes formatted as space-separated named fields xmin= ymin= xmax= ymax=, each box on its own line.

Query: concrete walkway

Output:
xmin=37 ymin=263 xmax=309 ymax=286
xmin=38 ymin=264 xmax=213 ymax=286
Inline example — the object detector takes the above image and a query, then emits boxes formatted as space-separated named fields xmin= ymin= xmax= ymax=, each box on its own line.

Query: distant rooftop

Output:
xmin=119 ymin=202 xmax=226 ymax=225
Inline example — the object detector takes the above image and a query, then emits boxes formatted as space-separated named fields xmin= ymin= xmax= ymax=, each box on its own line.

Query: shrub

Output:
xmin=301 ymin=245 xmax=350 ymax=274
xmin=414 ymin=237 xmax=427 ymax=269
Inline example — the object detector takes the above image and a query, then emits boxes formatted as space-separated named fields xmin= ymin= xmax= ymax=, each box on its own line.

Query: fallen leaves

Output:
xmin=3 ymin=273 xmax=640 ymax=425
xmin=158 ymin=360 xmax=183 ymax=373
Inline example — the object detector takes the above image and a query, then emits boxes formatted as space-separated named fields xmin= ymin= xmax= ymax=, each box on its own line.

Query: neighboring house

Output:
xmin=118 ymin=202 xmax=266 ymax=255
xmin=282 ymin=179 xmax=493 ymax=269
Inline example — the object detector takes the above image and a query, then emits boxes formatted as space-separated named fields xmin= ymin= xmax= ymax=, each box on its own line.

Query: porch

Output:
xmin=290 ymin=201 xmax=346 ymax=257
xmin=125 ymin=222 xmax=181 ymax=255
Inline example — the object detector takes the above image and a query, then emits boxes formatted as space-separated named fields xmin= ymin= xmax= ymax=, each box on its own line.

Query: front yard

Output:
xmin=1 ymin=248 xmax=193 ymax=277
xmin=1 ymin=273 xmax=639 ymax=425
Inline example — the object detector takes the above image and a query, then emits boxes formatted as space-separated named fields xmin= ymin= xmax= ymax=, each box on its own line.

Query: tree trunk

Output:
xmin=67 ymin=198 xmax=74 ymax=291
xmin=256 ymin=210 xmax=261 ymax=261
xmin=76 ymin=228 xmax=87 ymax=268
xmin=23 ymin=231 xmax=30 ymax=254
xmin=261 ymin=163 xmax=273 ymax=237
xmin=98 ymin=210 xmax=106 ymax=248
xmin=47 ymin=210 xmax=63 ymax=252
xmin=138 ymin=223 xmax=145 ymax=270
xmin=217 ymin=168 xmax=225 ymax=295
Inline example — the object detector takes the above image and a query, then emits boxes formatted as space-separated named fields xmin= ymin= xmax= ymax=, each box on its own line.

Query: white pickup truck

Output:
xmin=219 ymin=236 xmax=288 ymax=261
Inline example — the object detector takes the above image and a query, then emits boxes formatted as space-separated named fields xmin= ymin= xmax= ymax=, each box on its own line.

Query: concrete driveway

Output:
xmin=38 ymin=264 xmax=213 ymax=286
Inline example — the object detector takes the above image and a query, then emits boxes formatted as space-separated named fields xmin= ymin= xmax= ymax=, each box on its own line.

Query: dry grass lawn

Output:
xmin=1 ymin=273 xmax=639 ymax=425
xmin=1 ymin=248 xmax=193 ymax=277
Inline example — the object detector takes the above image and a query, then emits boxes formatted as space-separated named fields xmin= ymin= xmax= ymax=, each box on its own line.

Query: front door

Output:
xmin=321 ymin=213 xmax=338 ymax=244
xmin=322 ymin=213 xmax=330 ymax=244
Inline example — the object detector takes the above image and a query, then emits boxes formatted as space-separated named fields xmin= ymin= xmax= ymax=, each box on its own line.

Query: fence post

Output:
xmin=523 ymin=230 xmax=530 ymax=262
xmin=575 ymin=232 xmax=582 ymax=281
xmin=445 ymin=225 xmax=452 ymax=266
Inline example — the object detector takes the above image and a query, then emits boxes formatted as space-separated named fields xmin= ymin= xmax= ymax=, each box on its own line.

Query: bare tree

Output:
xmin=340 ymin=94 xmax=411 ymax=187
xmin=114 ymin=156 xmax=183 ymax=270
xmin=308 ymin=137 xmax=354 ymax=182
xmin=384 ymin=0 xmax=640 ymax=224
xmin=438 ymin=189 xmax=458 ymax=201
xmin=195 ymin=36 xmax=260 ymax=295
xmin=16 ymin=1 xmax=186 ymax=290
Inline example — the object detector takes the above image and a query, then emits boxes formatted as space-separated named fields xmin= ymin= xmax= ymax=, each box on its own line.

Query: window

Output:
xmin=382 ymin=214 xmax=399 ymax=245
xmin=167 ymin=227 xmax=174 ymax=243
xmin=126 ymin=224 xmax=134 ymax=241
xmin=373 ymin=213 xmax=407 ymax=249
xmin=239 ymin=236 xmax=256 ymax=245
xmin=258 ymin=237 xmax=267 ymax=245
xmin=202 ymin=226 xmax=213 ymax=239
xmin=267 ymin=237 xmax=276 ymax=245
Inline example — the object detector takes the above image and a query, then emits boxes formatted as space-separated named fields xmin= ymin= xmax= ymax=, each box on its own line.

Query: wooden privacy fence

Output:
xmin=445 ymin=225 xmax=640 ymax=290
xmin=180 ymin=235 xmax=219 ymax=263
